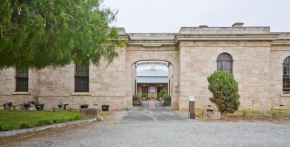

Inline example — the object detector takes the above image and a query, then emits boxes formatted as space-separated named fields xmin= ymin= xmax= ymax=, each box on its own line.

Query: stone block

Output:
xmin=80 ymin=108 xmax=100 ymax=118
xmin=201 ymin=112 xmax=221 ymax=121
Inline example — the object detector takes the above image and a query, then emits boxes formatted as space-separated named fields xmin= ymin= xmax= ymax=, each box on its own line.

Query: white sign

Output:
xmin=150 ymin=86 xmax=155 ymax=93
xmin=189 ymin=96 xmax=195 ymax=101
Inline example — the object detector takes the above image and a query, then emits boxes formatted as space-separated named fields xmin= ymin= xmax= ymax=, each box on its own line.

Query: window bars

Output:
xmin=217 ymin=53 xmax=233 ymax=74
xmin=16 ymin=68 xmax=29 ymax=92
xmin=75 ymin=65 xmax=89 ymax=92
xmin=283 ymin=57 xmax=290 ymax=93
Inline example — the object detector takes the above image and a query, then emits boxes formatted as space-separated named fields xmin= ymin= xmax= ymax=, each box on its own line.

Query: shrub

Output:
xmin=272 ymin=112 xmax=277 ymax=117
xmin=0 ymin=125 xmax=2 ymax=131
xmin=19 ymin=122 xmax=30 ymax=129
xmin=158 ymin=89 xmax=166 ymax=98
xmin=242 ymin=111 xmax=247 ymax=117
xmin=207 ymin=71 xmax=240 ymax=114
xmin=141 ymin=93 xmax=147 ymax=98
xmin=33 ymin=95 xmax=39 ymax=104
xmin=163 ymin=94 xmax=171 ymax=101
xmin=132 ymin=95 xmax=141 ymax=100
xmin=56 ymin=118 xmax=66 ymax=123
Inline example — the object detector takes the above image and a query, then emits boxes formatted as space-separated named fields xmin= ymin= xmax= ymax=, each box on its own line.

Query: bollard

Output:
xmin=188 ymin=96 xmax=195 ymax=119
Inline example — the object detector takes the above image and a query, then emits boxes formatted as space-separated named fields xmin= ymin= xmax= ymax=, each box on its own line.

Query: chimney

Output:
xmin=232 ymin=22 xmax=244 ymax=27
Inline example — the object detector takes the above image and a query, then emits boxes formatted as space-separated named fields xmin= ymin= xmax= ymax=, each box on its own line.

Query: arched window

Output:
xmin=283 ymin=57 xmax=290 ymax=94
xmin=217 ymin=53 xmax=233 ymax=73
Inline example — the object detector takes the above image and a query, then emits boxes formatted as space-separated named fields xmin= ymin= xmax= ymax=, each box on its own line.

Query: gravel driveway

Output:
xmin=2 ymin=100 xmax=290 ymax=147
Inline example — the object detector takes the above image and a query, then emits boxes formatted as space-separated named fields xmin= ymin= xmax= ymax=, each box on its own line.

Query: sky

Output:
xmin=103 ymin=0 xmax=290 ymax=33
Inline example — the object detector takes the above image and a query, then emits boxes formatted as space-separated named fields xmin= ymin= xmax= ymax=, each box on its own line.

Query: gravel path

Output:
xmin=2 ymin=100 xmax=290 ymax=147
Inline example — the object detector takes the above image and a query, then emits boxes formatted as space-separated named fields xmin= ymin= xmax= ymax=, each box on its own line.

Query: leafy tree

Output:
xmin=207 ymin=71 xmax=240 ymax=114
xmin=0 ymin=0 xmax=125 ymax=69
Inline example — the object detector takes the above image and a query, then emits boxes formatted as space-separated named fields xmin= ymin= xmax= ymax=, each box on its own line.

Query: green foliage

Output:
xmin=207 ymin=71 xmax=240 ymax=114
xmin=141 ymin=93 xmax=147 ymax=98
xmin=272 ymin=111 xmax=277 ymax=117
xmin=19 ymin=122 xmax=30 ymax=129
xmin=33 ymin=95 xmax=39 ymax=104
xmin=158 ymin=89 xmax=166 ymax=98
xmin=37 ymin=119 xmax=52 ymax=126
xmin=242 ymin=111 xmax=247 ymax=117
xmin=162 ymin=94 xmax=171 ymax=101
xmin=0 ymin=0 xmax=126 ymax=69
xmin=132 ymin=95 xmax=141 ymax=100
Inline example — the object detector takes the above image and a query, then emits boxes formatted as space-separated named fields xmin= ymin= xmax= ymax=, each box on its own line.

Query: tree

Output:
xmin=0 ymin=0 xmax=125 ymax=69
xmin=207 ymin=71 xmax=240 ymax=114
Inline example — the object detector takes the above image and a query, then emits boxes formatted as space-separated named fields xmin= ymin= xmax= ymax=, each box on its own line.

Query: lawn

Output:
xmin=0 ymin=111 xmax=90 ymax=131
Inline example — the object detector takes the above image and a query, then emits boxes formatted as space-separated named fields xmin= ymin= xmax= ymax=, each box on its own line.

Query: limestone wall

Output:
xmin=179 ymin=41 xmax=272 ymax=111
xmin=0 ymin=49 xmax=127 ymax=110
xmin=270 ymin=45 xmax=290 ymax=109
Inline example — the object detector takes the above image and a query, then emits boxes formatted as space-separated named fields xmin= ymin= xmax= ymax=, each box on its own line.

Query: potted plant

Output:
xmin=102 ymin=104 xmax=110 ymax=111
xmin=141 ymin=93 xmax=147 ymax=101
xmin=158 ymin=89 xmax=166 ymax=101
xmin=163 ymin=94 xmax=171 ymax=106
xmin=132 ymin=95 xmax=141 ymax=106
xmin=33 ymin=95 xmax=45 ymax=110
xmin=58 ymin=103 xmax=69 ymax=111
xmin=20 ymin=102 xmax=30 ymax=110
xmin=80 ymin=104 xmax=89 ymax=109
xmin=3 ymin=102 xmax=13 ymax=110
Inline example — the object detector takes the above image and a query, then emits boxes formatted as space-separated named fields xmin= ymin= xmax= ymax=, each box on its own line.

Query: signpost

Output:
xmin=189 ymin=96 xmax=195 ymax=119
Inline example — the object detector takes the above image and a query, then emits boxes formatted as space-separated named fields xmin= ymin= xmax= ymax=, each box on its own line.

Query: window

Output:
xmin=16 ymin=68 xmax=29 ymax=92
xmin=75 ymin=65 xmax=89 ymax=92
xmin=283 ymin=57 xmax=290 ymax=94
xmin=217 ymin=53 xmax=233 ymax=73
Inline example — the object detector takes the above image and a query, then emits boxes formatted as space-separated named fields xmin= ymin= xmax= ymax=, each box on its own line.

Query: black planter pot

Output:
xmin=3 ymin=102 xmax=13 ymax=110
xmin=102 ymin=105 xmax=109 ymax=111
xmin=35 ymin=104 xmax=45 ymax=110
xmin=80 ymin=104 xmax=89 ymax=109
xmin=58 ymin=104 xmax=69 ymax=110
xmin=20 ymin=103 xmax=30 ymax=110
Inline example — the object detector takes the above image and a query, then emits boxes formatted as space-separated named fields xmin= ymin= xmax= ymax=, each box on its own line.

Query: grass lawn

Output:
xmin=0 ymin=111 xmax=90 ymax=131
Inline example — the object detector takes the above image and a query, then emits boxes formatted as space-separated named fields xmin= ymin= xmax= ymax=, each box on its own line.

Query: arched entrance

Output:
xmin=125 ymin=45 xmax=180 ymax=110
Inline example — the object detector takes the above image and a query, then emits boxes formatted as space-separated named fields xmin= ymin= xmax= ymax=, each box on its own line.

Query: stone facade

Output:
xmin=1 ymin=23 xmax=290 ymax=111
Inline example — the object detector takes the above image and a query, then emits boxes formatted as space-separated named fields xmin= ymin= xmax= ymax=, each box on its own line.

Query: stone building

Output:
xmin=1 ymin=22 xmax=290 ymax=111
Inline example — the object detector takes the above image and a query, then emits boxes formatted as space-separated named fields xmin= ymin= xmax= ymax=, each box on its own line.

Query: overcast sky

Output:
xmin=103 ymin=0 xmax=290 ymax=33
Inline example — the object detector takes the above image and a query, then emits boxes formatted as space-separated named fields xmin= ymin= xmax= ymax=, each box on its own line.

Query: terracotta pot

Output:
xmin=159 ymin=98 xmax=162 ymax=101
xmin=142 ymin=97 xmax=146 ymax=101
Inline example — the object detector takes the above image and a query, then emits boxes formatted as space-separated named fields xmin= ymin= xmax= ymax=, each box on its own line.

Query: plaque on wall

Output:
xmin=149 ymin=85 xmax=155 ymax=93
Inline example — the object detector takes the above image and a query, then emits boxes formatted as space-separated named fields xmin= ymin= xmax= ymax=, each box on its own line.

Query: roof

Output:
xmin=137 ymin=70 xmax=168 ymax=77
xmin=137 ymin=77 xmax=168 ymax=84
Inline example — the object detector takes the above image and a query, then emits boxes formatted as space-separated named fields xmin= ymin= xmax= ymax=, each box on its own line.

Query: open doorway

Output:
xmin=134 ymin=61 xmax=172 ymax=101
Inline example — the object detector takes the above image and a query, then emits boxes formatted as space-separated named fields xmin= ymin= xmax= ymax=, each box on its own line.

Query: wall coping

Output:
xmin=281 ymin=94 xmax=290 ymax=97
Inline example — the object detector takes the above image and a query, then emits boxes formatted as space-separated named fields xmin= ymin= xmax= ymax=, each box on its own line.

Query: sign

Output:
xmin=149 ymin=85 xmax=155 ymax=92
xmin=189 ymin=96 xmax=195 ymax=101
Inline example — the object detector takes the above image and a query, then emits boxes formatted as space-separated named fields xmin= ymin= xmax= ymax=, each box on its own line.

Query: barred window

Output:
xmin=75 ymin=65 xmax=89 ymax=92
xmin=16 ymin=68 xmax=29 ymax=92
xmin=217 ymin=53 xmax=233 ymax=74
xmin=283 ymin=57 xmax=290 ymax=94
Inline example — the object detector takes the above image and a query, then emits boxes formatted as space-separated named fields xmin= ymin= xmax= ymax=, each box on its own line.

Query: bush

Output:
xmin=242 ymin=111 xmax=247 ymax=117
xmin=158 ymin=89 xmax=166 ymax=98
xmin=73 ymin=115 xmax=80 ymax=120
xmin=272 ymin=112 xmax=277 ymax=117
xmin=0 ymin=125 xmax=2 ymax=131
xmin=141 ymin=93 xmax=147 ymax=98
xmin=19 ymin=122 xmax=30 ymax=129
xmin=56 ymin=118 xmax=66 ymax=123
xmin=132 ymin=95 xmax=141 ymax=100
xmin=163 ymin=94 xmax=171 ymax=101
xmin=207 ymin=71 xmax=240 ymax=114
